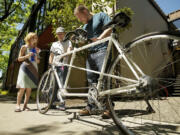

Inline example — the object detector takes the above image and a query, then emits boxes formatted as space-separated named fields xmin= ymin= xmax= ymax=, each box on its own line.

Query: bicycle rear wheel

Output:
xmin=106 ymin=31 xmax=180 ymax=134
xmin=36 ymin=70 xmax=56 ymax=114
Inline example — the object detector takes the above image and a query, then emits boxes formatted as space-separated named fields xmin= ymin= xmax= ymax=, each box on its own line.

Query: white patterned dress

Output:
xmin=16 ymin=46 xmax=39 ymax=88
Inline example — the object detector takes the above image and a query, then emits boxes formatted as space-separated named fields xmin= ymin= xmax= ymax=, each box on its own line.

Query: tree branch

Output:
xmin=7 ymin=0 xmax=14 ymax=13
xmin=0 ymin=0 xmax=20 ymax=22
xmin=4 ymin=0 xmax=7 ymax=12
xmin=7 ymin=0 xmax=22 ymax=16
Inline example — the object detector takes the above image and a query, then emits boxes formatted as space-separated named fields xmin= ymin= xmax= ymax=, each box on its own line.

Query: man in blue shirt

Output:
xmin=74 ymin=5 xmax=112 ymax=118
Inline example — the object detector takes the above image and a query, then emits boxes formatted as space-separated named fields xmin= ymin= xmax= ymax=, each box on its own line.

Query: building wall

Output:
xmin=116 ymin=0 xmax=168 ymax=43
xmin=114 ymin=0 xmax=172 ymax=78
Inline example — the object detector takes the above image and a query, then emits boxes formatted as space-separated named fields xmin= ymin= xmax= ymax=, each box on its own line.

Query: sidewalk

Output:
xmin=0 ymin=95 xmax=179 ymax=135
xmin=0 ymin=95 xmax=120 ymax=135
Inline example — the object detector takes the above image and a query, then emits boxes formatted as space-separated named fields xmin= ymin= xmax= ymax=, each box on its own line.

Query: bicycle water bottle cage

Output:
xmin=102 ymin=12 xmax=131 ymax=30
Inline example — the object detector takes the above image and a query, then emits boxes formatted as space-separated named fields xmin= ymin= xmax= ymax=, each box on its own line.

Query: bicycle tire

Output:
xmin=125 ymin=31 xmax=180 ymax=49
xmin=105 ymin=31 xmax=180 ymax=134
xmin=36 ymin=70 xmax=56 ymax=114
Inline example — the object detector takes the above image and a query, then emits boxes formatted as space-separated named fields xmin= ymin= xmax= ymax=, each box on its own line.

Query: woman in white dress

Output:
xmin=15 ymin=32 xmax=40 ymax=112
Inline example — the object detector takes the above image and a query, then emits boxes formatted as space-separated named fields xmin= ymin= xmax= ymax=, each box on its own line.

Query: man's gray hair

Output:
xmin=74 ymin=5 xmax=89 ymax=15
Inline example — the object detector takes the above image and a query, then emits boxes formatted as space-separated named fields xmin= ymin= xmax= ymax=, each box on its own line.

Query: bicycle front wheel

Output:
xmin=36 ymin=70 xmax=56 ymax=114
xmin=106 ymin=31 xmax=180 ymax=134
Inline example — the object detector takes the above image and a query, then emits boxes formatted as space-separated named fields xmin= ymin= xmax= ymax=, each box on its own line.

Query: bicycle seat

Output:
xmin=102 ymin=12 xmax=131 ymax=30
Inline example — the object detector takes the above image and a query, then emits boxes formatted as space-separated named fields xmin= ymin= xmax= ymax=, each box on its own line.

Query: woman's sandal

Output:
xmin=14 ymin=107 xmax=21 ymax=112
xmin=23 ymin=106 xmax=31 ymax=111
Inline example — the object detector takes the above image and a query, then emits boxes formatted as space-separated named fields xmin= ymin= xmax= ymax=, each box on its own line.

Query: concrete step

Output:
xmin=174 ymin=90 xmax=180 ymax=92
xmin=172 ymin=74 xmax=180 ymax=96
xmin=172 ymin=93 xmax=180 ymax=96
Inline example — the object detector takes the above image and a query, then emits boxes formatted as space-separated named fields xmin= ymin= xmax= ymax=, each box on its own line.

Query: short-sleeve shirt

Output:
xmin=50 ymin=40 xmax=72 ymax=64
xmin=83 ymin=12 xmax=111 ymax=51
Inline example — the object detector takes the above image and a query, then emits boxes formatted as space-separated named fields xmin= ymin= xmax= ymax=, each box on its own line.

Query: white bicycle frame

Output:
xmin=50 ymin=32 xmax=180 ymax=103
xmin=50 ymin=33 xmax=144 ymax=103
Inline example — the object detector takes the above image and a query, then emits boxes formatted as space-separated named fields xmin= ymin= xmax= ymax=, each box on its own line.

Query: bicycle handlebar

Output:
xmin=63 ymin=29 xmax=88 ymax=42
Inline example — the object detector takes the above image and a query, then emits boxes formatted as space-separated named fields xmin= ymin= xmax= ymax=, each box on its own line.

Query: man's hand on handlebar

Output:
xmin=90 ymin=37 xmax=101 ymax=42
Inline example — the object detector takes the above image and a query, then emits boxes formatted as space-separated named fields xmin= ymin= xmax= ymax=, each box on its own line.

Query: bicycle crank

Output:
xmin=88 ymin=84 xmax=104 ymax=111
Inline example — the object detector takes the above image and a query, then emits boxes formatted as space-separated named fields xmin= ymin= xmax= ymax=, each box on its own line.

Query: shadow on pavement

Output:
xmin=115 ymin=109 xmax=150 ymax=117
xmin=0 ymin=121 xmax=179 ymax=135
xmin=0 ymin=123 xmax=59 ymax=135
xmin=130 ymin=122 xmax=180 ymax=135
xmin=0 ymin=122 xmax=122 ymax=135
xmin=114 ymin=109 xmax=180 ymax=134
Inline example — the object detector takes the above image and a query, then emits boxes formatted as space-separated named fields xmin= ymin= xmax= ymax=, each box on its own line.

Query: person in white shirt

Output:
xmin=49 ymin=27 xmax=72 ymax=110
